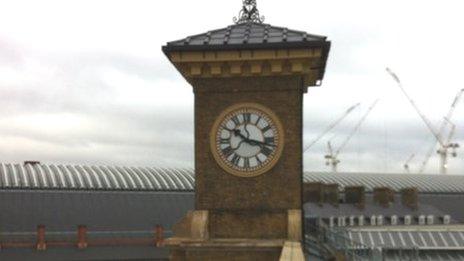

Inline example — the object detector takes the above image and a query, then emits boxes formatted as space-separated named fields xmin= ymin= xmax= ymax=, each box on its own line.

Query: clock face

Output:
xmin=210 ymin=103 xmax=284 ymax=177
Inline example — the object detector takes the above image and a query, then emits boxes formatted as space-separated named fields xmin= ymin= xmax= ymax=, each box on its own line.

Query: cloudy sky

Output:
xmin=0 ymin=0 xmax=463 ymax=174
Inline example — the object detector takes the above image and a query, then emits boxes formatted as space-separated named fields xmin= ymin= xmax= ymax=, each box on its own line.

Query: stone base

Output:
xmin=165 ymin=210 xmax=305 ymax=261
xmin=166 ymin=238 xmax=304 ymax=261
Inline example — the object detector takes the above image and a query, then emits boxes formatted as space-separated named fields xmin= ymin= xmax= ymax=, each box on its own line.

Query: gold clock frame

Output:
xmin=210 ymin=102 xmax=285 ymax=178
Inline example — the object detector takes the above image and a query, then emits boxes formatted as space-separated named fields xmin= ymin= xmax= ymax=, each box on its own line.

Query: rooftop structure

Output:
xmin=2 ymin=163 xmax=464 ymax=194
xmin=1 ymin=163 xmax=464 ymax=260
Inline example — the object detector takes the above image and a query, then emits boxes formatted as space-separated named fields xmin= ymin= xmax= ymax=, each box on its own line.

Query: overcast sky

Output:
xmin=0 ymin=0 xmax=463 ymax=174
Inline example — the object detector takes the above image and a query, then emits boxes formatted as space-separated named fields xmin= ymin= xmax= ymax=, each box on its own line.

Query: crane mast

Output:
xmin=325 ymin=100 xmax=379 ymax=172
xmin=325 ymin=141 xmax=339 ymax=172
xmin=418 ymin=89 xmax=463 ymax=173
xmin=437 ymin=118 xmax=459 ymax=174
xmin=387 ymin=68 xmax=462 ymax=174
xmin=386 ymin=68 xmax=444 ymax=146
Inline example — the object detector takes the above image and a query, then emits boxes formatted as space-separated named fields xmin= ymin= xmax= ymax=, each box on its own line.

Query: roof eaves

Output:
xmin=161 ymin=40 xmax=331 ymax=85
xmin=162 ymin=40 xmax=330 ymax=54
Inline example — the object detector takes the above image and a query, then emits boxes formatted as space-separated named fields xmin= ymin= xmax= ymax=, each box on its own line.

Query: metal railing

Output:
xmin=0 ymin=226 xmax=170 ymax=250
xmin=305 ymin=222 xmax=420 ymax=261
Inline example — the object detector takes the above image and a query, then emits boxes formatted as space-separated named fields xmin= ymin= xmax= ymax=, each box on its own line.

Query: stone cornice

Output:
xmin=166 ymin=48 xmax=326 ymax=87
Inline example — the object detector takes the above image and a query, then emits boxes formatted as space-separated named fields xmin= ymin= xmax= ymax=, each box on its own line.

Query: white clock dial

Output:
xmin=210 ymin=103 xmax=284 ymax=177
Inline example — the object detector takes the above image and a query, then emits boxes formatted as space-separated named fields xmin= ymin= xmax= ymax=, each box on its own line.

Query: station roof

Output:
xmin=0 ymin=163 xmax=194 ymax=191
xmin=1 ymin=163 xmax=464 ymax=194
xmin=304 ymin=171 xmax=464 ymax=194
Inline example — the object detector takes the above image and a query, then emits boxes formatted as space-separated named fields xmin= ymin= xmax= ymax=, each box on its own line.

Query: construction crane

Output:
xmin=386 ymin=68 xmax=462 ymax=174
xmin=418 ymin=89 xmax=464 ymax=174
xmin=437 ymin=118 xmax=459 ymax=173
xmin=325 ymin=100 xmax=379 ymax=172
xmin=325 ymin=141 xmax=340 ymax=171
xmin=403 ymin=154 xmax=415 ymax=173
xmin=303 ymin=103 xmax=360 ymax=152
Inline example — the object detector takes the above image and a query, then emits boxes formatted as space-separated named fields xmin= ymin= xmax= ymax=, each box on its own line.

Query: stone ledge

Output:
xmin=165 ymin=238 xmax=285 ymax=248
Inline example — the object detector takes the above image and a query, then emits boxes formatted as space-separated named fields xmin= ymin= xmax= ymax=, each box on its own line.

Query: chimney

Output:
xmin=323 ymin=184 xmax=339 ymax=206
xmin=389 ymin=215 xmax=398 ymax=225
xmin=427 ymin=215 xmax=434 ymax=225
xmin=345 ymin=186 xmax=366 ymax=209
xmin=36 ymin=225 xmax=46 ymax=250
xmin=349 ymin=216 xmax=356 ymax=226
xmin=401 ymin=187 xmax=419 ymax=210
xmin=303 ymin=182 xmax=324 ymax=204
xmin=373 ymin=187 xmax=394 ymax=208
xmin=77 ymin=225 xmax=88 ymax=249
xmin=328 ymin=217 xmax=335 ymax=227
xmin=403 ymin=215 xmax=412 ymax=225
xmin=24 ymin=161 xmax=41 ymax=165
xmin=376 ymin=215 xmax=384 ymax=226
xmin=442 ymin=215 xmax=451 ymax=225
xmin=417 ymin=215 xmax=426 ymax=225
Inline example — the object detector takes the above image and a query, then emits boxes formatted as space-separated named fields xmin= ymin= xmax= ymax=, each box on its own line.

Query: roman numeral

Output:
xmin=243 ymin=113 xmax=251 ymax=124
xmin=222 ymin=146 xmax=234 ymax=158
xmin=255 ymin=156 xmax=263 ymax=165
xmin=261 ymin=146 xmax=273 ymax=157
xmin=231 ymin=116 xmax=241 ymax=126
xmin=222 ymin=125 xmax=234 ymax=132
xmin=231 ymin=154 xmax=241 ymax=166
xmin=261 ymin=125 xmax=271 ymax=133
xmin=255 ymin=116 xmax=262 ymax=125
xmin=264 ymin=137 xmax=275 ymax=145
xmin=243 ymin=158 xmax=250 ymax=169
xmin=220 ymin=138 xmax=230 ymax=144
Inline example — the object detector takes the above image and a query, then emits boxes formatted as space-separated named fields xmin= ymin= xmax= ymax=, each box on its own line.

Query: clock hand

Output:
xmin=247 ymin=139 xmax=277 ymax=148
xmin=233 ymin=129 xmax=250 ymax=142
xmin=231 ymin=140 xmax=245 ymax=150
xmin=233 ymin=129 xmax=276 ymax=148
xmin=244 ymin=124 xmax=250 ymax=139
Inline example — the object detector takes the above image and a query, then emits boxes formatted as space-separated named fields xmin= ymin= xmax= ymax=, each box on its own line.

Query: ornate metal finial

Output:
xmin=233 ymin=0 xmax=265 ymax=24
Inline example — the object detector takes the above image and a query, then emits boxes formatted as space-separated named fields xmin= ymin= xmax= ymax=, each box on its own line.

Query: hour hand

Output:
xmin=233 ymin=129 xmax=249 ymax=141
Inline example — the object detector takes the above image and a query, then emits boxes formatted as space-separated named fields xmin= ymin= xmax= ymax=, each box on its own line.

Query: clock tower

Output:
xmin=163 ymin=1 xmax=330 ymax=260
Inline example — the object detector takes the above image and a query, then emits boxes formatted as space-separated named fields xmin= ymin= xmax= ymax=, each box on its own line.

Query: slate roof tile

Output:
xmin=163 ymin=22 xmax=329 ymax=52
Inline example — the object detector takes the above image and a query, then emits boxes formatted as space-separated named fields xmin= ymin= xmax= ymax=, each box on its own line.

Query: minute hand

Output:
xmin=233 ymin=130 xmax=275 ymax=147
xmin=247 ymin=138 xmax=276 ymax=147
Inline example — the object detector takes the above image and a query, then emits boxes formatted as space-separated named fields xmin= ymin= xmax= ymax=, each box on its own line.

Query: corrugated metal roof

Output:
xmin=0 ymin=163 xmax=194 ymax=191
xmin=1 ymin=163 xmax=464 ymax=193
xmin=345 ymin=226 xmax=464 ymax=250
xmin=304 ymin=172 xmax=464 ymax=194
